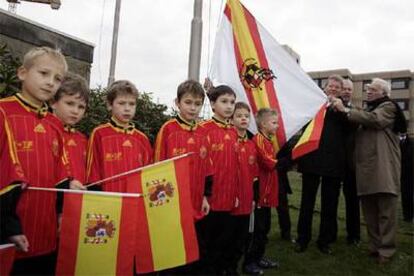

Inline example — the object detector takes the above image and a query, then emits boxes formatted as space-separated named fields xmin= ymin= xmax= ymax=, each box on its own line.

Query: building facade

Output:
xmin=309 ymin=69 xmax=414 ymax=137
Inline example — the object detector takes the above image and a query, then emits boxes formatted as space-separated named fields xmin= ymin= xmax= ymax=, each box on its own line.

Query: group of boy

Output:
xmin=1 ymin=46 xmax=284 ymax=275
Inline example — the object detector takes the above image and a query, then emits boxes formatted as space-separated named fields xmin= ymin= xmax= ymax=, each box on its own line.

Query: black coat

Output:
xmin=298 ymin=108 xmax=347 ymax=178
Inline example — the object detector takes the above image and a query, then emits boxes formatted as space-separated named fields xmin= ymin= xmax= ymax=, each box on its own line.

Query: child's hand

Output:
xmin=70 ymin=179 xmax=86 ymax=190
xmin=9 ymin=234 xmax=29 ymax=252
xmin=201 ymin=196 xmax=210 ymax=215
xmin=234 ymin=197 xmax=239 ymax=208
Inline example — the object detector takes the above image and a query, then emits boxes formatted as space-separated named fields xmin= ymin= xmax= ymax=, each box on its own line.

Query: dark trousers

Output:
xmin=244 ymin=207 xmax=271 ymax=265
xmin=401 ymin=138 xmax=414 ymax=222
xmin=297 ymin=173 xmax=341 ymax=247
xmin=276 ymin=174 xmax=291 ymax=239
xmin=11 ymin=251 xmax=57 ymax=276
xmin=227 ymin=214 xmax=250 ymax=271
xmin=205 ymin=211 xmax=236 ymax=274
xmin=342 ymin=170 xmax=360 ymax=242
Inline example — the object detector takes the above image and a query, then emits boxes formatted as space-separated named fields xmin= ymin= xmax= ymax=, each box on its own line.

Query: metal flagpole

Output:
xmin=188 ymin=0 xmax=203 ymax=81
xmin=107 ymin=0 xmax=122 ymax=86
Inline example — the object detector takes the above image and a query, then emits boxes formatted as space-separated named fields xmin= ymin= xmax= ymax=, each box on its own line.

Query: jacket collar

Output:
xmin=259 ymin=130 xmax=273 ymax=141
xmin=110 ymin=116 xmax=135 ymax=134
xmin=176 ymin=114 xmax=197 ymax=131
xmin=64 ymin=125 xmax=77 ymax=133
xmin=212 ymin=116 xmax=232 ymax=128
xmin=15 ymin=93 xmax=48 ymax=118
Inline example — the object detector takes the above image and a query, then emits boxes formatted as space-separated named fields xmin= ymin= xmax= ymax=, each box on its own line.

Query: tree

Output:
xmin=0 ymin=43 xmax=21 ymax=98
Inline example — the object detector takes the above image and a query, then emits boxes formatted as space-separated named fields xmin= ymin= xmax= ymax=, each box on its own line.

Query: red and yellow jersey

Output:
xmin=232 ymin=136 xmax=259 ymax=215
xmin=64 ymin=127 xmax=88 ymax=184
xmin=0 ymin=94 xmax=71 ymax=258
xmin=201 ymin=117 xmax=238 ymax=211
xmin=154 ymin=115 xmax=213 ymax=214
xmin=0 ymin=107 xmax=26 ymax=191
xmin=86 ymin=117 xmax=153 ymax=192
xmin=253 ymin=132 xmax=279 ymax=208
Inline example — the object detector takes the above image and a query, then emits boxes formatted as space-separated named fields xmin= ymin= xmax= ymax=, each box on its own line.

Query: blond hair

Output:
xmin=255 ymin=108 xmax=278 ymax=129
xmin=22 ymin=46 xmax=68 ymax=72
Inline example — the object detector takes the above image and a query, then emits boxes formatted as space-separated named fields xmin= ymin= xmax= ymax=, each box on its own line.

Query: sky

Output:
xmin=1 ymin=0 xmax=413 ymax=108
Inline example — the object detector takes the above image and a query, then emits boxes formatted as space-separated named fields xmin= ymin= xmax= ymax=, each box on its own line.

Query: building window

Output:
xmin=391 ymin=78 xmax=409 ymax=90
xmin=394 ymin=99 xmax=409 ymax=111
xmin=320 ymin=78 xmax=328 ymax=89
xmin=362 ymin=80 xmax=371 ymax=91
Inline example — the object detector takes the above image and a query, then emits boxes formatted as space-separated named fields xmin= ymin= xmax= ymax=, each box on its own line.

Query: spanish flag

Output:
xmin=56 ymin=189 xmax=139 ymax=276
xmin=210 ymin=0 xmax=326 ymax=152
xmin=292 ymin=103 xmax=327 ymax=159
xmin=132 ymin=155 xmax=199 ymax=273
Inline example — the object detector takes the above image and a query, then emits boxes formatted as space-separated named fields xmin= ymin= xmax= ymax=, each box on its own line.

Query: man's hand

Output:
xmin=70 ymin=179 xmax=86 ymax=190
xmin=9 ymin=234 xmax=29 ymax=252
xmin=201 ymin=196 xmax=210 ymax=215
xmin=234 ymin=197 xmax=239 ymax=208
xmin=329 ymin=96 xmax=346 ymax=112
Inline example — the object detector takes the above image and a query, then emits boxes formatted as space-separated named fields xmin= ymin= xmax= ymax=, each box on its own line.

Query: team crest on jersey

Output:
xmin=240 ymin=58 xmax=276 ymax=90
xmin=199 ymin=146 xmax=207 ymax=159
xmin=248 ymin=155 xmax=256 ymax=165
xmin=146 ymin=179 xmax=174 ymax=207
xmin=122 ymin=139 xmax=133 ymax=147
xmin=84 ymin=213 xmax=115 ymax=244
xmin=34 ymin=123 xmax=46 ymax=133
xmin=67 ymin=139 xmax=77 ymax=147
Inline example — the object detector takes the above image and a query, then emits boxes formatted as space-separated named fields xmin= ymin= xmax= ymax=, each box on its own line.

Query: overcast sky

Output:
xmin=1 ymin=0 xmax=413 ymax=107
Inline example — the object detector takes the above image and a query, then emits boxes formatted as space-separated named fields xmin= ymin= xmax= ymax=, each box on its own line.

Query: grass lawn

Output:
xmin=258 ymin=172 xmax=414 ymax=275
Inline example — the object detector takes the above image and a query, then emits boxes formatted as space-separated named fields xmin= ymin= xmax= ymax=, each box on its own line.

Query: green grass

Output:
xmin=257 ymin=172 xmax=414 ymax=275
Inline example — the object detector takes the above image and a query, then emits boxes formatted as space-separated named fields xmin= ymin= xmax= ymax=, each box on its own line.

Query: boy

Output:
xmin=244 ymin=108 xmax=280 ymax=273
xmin=86 ymin=80 xmax=152 ymax=192
xmin=51 ymin=72 xmax=89 ymax=183
xmin=202 ymin=85 xmax=238 ymax=274
xmin=154 ymin=79 xmax=213 ymax=273
xmin=0 ymin=46 xmax=82 ymax=274
xmin=229 ymin=102 xmax=261 ymax=275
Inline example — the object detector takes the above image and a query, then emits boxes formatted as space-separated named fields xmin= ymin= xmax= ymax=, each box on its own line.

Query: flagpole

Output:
xmin=85 ymin=153 xmax=193 ymax=188
xmin=107 ymin=0 xmax=122 ymax=86
xmin=27 ymin=187 xmax=143 ymax=198
xmin=188 ymin=0 xmax=203 ymax=80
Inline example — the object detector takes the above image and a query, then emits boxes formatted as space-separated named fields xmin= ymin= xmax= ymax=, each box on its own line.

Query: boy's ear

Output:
xmin=106 ymin=102 xmax=112 ymax=111
xmin=17 ymin=66 xmax=27 ymax=81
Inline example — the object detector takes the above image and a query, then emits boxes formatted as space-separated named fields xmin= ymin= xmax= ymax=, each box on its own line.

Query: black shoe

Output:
xmin=243 ymin=263 xmax=264 ymax=275
xmin=317 ymin=244 xmax=333 ymax=255
xmin=347 ymin=239 xmax=360 ymax=246
xmin=281 ymin=233 xmax=292 ymax=241
xmin=258 ymin=257 xmax=279 ymax=269
xmin=294 ymin=243 xmax=307 ymax=253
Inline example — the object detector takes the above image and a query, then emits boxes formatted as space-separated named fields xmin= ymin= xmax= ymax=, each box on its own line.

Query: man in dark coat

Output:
xmin=295 ymin=75 xmax=347 ymax=254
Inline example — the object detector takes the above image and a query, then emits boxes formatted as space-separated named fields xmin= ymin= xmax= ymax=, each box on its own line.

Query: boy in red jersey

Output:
xmin=51 ymin=72 xmax=89 ymax=183
xmin=228 ymin=102 xmax=261 ymax=275
xmin=0 ymin=47 xmax=84 ymax=275
xmin=244 ymin=108 xmax=280 ymax=273
xmin=202 ymin=85 xmax=238 ymax=274
xmin=86 ymin=80 xmax=152 ymax=192
xmin=154 ymin=79 xmax=213 ymax=273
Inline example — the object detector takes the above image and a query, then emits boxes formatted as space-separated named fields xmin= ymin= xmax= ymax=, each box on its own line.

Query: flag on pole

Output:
xmin=292 ymin=103 xmax=327 ymax=159
xmin=132 ymin=155 xmax=199 ymax=273
xmin=210 ymin=0 xmax=327 ymax=151
xmin=56 ymin=190 xmax=139 ymax=276
xmin=0 ymin=244 xmax=15 ymax=276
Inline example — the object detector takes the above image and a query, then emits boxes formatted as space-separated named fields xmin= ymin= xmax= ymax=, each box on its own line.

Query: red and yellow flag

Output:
xmin=292 ymin=104 xmax=327 ymax=159
xmin=132 ymin=155 xmax=199 ymax=273
xmin=56 ymin=190 xmax=138 ymax=276
xmin=210 ymin=0 xmax=327 ymax=153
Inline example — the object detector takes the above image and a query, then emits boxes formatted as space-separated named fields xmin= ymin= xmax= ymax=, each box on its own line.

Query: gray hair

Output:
xmin=370 ymin=78 xmax=391 ymax=96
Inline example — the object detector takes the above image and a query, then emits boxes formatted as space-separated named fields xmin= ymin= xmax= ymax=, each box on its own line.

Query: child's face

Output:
xmin=108 ymin=94 xmax=137 ymax=124
xmin=51 ymin=93 xmax=87 ymax=126
xmin=211 ymin=94 xmax=236 ymax=121
xmin=175 ymin=93 xmax=203 ymax=122
xmin=17 ymin=55 xmax=65 ymax=105
xmin=232 ymin=108 xmax=250 ymax=131
xmin=261 ymin=114 xmax=279 ymax=135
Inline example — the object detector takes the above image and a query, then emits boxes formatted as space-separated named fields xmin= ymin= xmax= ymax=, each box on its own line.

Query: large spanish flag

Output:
xmin=210 ymin=0 xmax=327 ymax=151
xmin=56 ymin=189 xmax=139 ymax=276
xmin=132 ymin=155 xmax=199 ymax=273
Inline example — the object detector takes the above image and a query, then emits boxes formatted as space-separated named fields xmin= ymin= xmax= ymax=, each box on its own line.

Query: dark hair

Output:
xmin=206 ymin=85 xmax=236 ymax=102
xmin=234 ymin=101 xmax=251 ymax=114
xmin=177 ymin=80 xmax=205 ymax=101
xmin=53 ymin=72 xmax=89 ymax=105
xmin=107 ymin=80 xmax=139 ymax=104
